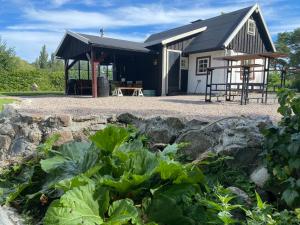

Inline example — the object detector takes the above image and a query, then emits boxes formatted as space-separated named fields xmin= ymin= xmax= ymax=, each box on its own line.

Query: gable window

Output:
xmin=196 ymin=56 xmax=210 ymax=75
xmin=247 ymin=19 xmax=256 ymax=36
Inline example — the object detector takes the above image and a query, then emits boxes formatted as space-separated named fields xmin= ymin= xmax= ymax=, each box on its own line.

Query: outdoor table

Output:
xmin=112 ymin=87 xmax=144 ymax=97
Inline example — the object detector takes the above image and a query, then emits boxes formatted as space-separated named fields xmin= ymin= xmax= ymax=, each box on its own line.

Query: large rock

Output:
xmin=9 ymin=137 xmax=36 ymax=156
xmin=227 ymin=186 xmax=252 ymax=205
xmin=142 ymin=117 xmax=185 ymax=144
xmin=250 ymin=166 xmax=270 ymax=188
xmin=117 ymin=113 xmax=186 ymax=144
xmin=175 ymin=117 xmax=270 ymax=169
xmin=0 ymin=135 xmax=11 ymax=151
xmin=54 ymin=130 xmax=74 ymax=146
xmin=176 ymin=130 xmax=214 ymax=159
xmin=0 ymin=123 xmax=15 ymax=138
xmin=57 ymin=114 xmax=72 ymax=127
xmin=0 ymin=206 xmax=23 ymax=225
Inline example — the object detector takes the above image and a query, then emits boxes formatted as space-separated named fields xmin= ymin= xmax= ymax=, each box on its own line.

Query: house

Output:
xmin=55 ymin=4 xmax=276 ymax=98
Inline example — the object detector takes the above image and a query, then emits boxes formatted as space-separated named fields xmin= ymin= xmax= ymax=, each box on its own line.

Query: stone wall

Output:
xmin=0 ymin=104 xmax=271 ymax=184
xmin=0 ymin=104 xmax=273 ymax=225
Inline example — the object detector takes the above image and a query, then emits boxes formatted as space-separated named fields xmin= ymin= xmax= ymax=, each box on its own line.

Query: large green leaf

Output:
xmin=282 ymin=188 xmax=299 ymax=207
xmin=44 ymin=184 xmax=103 ymax=225
xmin=105 ymin=199 xmax=140 ymax=225
xmin=90 ymin=126 xmax=130 ymax=153
xmin=40 ymin=142 xmax=99 ymax=189
xmin=101 ymin=147 xmax=159 ymax=193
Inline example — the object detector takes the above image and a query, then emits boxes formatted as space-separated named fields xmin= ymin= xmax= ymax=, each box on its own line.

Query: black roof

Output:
xmin=145 ymin=6 xmax=253 ymax=53
xmin=78 ymin=33 xmax=150 ymax=53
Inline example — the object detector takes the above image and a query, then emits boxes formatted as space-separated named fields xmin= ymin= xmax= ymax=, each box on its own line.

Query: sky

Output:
xmin=0 ymin=0 xmax=299 ymax=62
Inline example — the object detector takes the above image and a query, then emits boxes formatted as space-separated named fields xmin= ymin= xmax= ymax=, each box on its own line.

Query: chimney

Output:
xmin=100 ymin=28 xmax=104 ymax=37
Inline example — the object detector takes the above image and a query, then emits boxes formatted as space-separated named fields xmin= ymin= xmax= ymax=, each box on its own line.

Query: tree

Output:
xmin=36 ymin=45 xmax=49 ymax=69
xmin=48 ymin=53 xmax=64 ymax=71
xmin=275 ymin=28 xmax=300 ymax=90
xmin=0 ymin=37 xmax=15 ymax=71
xmin=276 ymin=28 xmax=300 ymax=67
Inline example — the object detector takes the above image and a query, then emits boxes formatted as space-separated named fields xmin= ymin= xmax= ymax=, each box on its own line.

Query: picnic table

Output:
xmin=112 ymin=87 xmax=144 ymax=97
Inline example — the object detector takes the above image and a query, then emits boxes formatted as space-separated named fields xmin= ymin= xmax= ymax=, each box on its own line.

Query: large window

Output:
xmin=247 ymin=19 xmax=256 ymax=36
xmin=196 ymin=56 xmax=210 ymax=75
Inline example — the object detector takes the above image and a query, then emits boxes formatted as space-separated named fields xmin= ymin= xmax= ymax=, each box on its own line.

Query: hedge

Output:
xmin=0 ymin=69 xmax=64 ymax=92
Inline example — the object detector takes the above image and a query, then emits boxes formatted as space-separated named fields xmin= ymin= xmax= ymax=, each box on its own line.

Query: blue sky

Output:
xmin=0 ymin=0 xmax=299 ymax=62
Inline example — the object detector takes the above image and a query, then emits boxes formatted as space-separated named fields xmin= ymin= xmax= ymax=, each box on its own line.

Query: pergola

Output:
xmin=204 ymin=52 xmax=288 ymax=105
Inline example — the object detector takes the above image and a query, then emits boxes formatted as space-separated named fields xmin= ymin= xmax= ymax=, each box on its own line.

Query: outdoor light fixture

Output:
xmin=153 ymin=59 xmax=158 ymax=66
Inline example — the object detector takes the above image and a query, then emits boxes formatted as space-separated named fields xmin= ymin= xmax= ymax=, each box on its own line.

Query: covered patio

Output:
xmin=55 ymin=31 xmax=161 ymax=98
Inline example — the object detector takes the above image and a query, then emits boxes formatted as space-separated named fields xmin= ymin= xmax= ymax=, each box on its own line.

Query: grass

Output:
xmin=0 ymin=91 xmax=64 ymax=97
xmin=0 ymin=98 xmax=17 ymax=111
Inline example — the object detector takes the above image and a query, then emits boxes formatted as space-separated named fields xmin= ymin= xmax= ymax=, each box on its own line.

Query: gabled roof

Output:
xmin=145 ymin=4 xmax=275 ymax=53
xmin=55 ymin=31 xmax=150 ymax=57
xmin=145 ymin=6 xmax=252 ymax=45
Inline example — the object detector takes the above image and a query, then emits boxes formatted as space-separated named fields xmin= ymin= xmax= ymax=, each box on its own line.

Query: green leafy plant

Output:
xmin=245 ymin=192 xmax=299 ymax=225
xmin=1 ymin=124 xmax=299 ymax=224
xmin=200 ymin=186 xmax=242 ymax=225
xmin=263 ymin=89 xmax=300 ymax=208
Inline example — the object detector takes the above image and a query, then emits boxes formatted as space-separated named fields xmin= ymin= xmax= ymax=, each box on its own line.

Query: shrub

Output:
xmin=0 ymin=69 xmax=64 ymax=92
xmin=263 ymin=89 xmax=300 ymax=208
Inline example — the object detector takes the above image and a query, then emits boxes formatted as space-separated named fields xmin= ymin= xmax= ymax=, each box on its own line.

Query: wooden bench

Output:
xmin=112 ymin=87 xmax=144 ymax=97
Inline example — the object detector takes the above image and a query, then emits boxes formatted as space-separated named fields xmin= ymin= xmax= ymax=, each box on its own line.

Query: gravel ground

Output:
xmin=15 ymin=94 xmax=281 ymax=122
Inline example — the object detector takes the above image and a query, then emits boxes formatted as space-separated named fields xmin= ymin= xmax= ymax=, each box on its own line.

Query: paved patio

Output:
xmin=16 ymin=95 xmax=280 ymax=121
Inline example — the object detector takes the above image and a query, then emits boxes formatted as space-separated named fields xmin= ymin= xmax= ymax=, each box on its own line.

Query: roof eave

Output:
xmin=90 ymin=43 xmax=150 ymax=53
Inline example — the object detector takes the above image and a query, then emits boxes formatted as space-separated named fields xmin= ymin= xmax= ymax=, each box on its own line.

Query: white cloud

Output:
xmin=51 ymin=0 xmax=71 ymax=7
xmin=8 ymin=4 xmax=243 ymax=32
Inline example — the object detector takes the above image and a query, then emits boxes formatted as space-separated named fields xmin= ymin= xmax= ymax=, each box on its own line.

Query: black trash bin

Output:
xmin=97 ymin=76 xmax=110 ymax=97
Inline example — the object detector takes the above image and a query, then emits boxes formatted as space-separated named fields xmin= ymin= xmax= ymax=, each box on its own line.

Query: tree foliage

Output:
xmin=275 ymin=28 xmax=300 ymax=90
xmin=0 ymin=37 xmax=15 ymax=72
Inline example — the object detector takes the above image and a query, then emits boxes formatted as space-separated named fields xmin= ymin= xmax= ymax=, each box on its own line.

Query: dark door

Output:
xmin=181 ymin=70 xmax=188 ymax=92
xmin=167 ymin=51 xmax=180 ymax=94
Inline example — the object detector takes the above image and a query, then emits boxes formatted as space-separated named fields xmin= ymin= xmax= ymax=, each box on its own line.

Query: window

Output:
xmin=239 ymin=59 xmax=255 ymax=80
xmin=181 ymin=57 xmax=188 ymax=70
xmin=247 ymin=19 xmax=256 ymax=36
xmin=196 ymin=56 xmax=210 ymax=75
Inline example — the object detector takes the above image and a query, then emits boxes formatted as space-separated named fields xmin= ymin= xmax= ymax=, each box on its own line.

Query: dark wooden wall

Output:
xmin=167 ymin=35 xmax=197 ymax=51
xmin=227 ymin=13 xmax=274 ymax=54
xmin=57 ymin=36 xmax=90 ymax=59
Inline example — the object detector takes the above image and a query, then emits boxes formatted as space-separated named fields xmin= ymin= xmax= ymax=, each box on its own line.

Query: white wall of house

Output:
xmin=187 ymin=50 xmax=265 ymax=94
xmin=187 ymin=50 xmax=227 ymax=94
xmin=229 ymin=50 xmax=265 ymax=85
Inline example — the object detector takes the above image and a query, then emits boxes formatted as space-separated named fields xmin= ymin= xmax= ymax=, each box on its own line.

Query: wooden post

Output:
xmin=64 ymin=59 xmax=69 ymax=95
xmin=78 ymin=60 xmax=81 ymax=80
xmin=245 ymin=66 xmax=250 ymax=105
xmin=209 ymin=69 xmax=213 ymax=102
xmin=265 ymin=58 xmax=270 ymax=104
xmin=205 ymin=69 xmax=209 ymax=102
xmin=87 ymin=61 xmax=90 ymax=80
xmin=241 ymin=66 xmax=246 ymax=105
xmin=91 ymin=48 xmax=98 ymax=98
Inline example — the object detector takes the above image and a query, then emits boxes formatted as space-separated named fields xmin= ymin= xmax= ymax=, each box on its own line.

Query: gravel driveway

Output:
xmin=16 ymin=95 xmax=280 ymax=121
